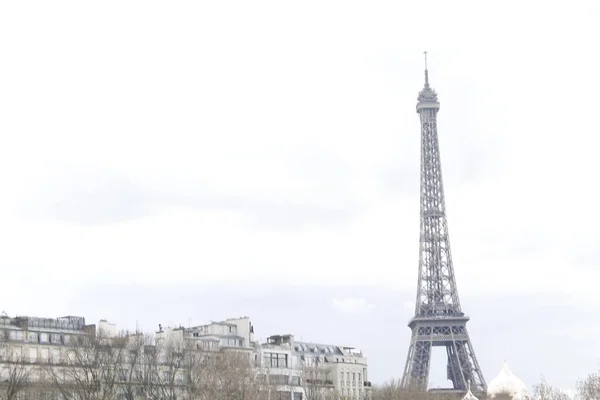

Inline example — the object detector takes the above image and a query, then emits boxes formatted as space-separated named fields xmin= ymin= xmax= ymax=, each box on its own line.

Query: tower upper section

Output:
xmin=414 ymin=52 xmax=462 ymax=317
xmin=417 ymin=52 xmax=440 ymax=113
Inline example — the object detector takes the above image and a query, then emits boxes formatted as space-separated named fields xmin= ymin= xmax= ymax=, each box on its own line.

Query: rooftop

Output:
xmin=0 ymin=315 xmax=87 ymax=331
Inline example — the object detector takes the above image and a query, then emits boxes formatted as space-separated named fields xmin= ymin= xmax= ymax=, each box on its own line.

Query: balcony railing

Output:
xmin=306 ymin=379 xmax=334 ymax=387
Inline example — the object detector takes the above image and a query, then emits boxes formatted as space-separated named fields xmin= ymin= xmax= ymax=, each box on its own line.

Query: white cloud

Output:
xmin=0 ymin=0 xmax=598 ymax=307
xmin=332 ymin=298 xmax=375 ymax=314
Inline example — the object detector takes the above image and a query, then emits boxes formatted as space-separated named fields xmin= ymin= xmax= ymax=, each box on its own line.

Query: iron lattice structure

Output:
xmin=400 ymin=60 xmax=487 ymax=393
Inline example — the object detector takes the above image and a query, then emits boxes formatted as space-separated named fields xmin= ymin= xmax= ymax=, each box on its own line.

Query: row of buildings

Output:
xmin=0 ymin=313 xmax=371 ymax=399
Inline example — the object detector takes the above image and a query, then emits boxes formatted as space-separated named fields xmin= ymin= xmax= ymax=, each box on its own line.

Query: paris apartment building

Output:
xmin=0 ymin=313 xmax=371 ymax=399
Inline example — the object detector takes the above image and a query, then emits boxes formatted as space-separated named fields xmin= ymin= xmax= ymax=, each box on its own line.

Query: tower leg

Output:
xmin=402 ymin=338 xmax=431 ymax=390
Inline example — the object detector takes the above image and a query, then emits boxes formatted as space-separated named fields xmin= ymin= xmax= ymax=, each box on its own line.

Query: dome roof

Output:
xmin=487 ymin=362 xmax=527 ymax=398
xmin=512 ymin=391 xmax=531 ymax=400
xmin=462 ymin=384 xmax=479 ymax=400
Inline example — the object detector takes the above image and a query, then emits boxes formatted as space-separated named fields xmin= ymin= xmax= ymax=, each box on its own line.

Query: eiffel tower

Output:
xmin=400 ymin=54 xmax=487 ymax=393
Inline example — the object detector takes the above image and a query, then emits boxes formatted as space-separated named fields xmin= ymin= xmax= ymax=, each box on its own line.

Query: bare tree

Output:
xmin=0 ymin=339 xmax=32 ymax=400
xmin=47 ymin=334 xmax=125 ymax=400
xmin=298 ymin=364 xmax=339 ymax=400
xmin=371 ymin=380 xmax=461 ymax=400
xmin=532 ymin=375 xmax=570 ymax=400
xmin=201 ymin=350 xmax=271 ymax=400
xmin=371 ymin=379 xmax=403 ymax=400
xmin=137 ymin=345 xmax=180 ymax=400
xmin=112 ymin=332 xmax=150 ymax=400
xmin=371 ymin=379 xmax=420 ymax=400
xmin=578 ymin=369 xmax=600 ymax=400
xmin=181 ymin=343 xmax=213 ymax=399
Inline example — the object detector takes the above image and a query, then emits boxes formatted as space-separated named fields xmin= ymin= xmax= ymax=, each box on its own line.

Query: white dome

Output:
xmin=462 ymin=385 xmax=479 ymax=400
xmin=487 ymin=362 xmax=527 ymax=398
xmin=512 ymin=391 xmax=531 ymax=400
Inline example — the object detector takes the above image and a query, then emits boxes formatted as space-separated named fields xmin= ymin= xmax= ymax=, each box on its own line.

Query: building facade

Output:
xmin=156 ymin=318 xmax=372 ymax=399
xmin=155 ymin=316 xmax=256 ymax=352
xmin=0 ymin=314 xmax=103 ymax=398
xmin=0 ymin=314 xmax=98 ymax=365
xmin=0 ymin=313 xmax=370 ymax=399
xmin=261 ymin=334 xmax=371 ymax=399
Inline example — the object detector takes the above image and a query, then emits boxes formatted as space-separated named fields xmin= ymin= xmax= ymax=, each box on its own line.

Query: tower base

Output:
xmin=401 ymin=316 xmax=486 ymax=393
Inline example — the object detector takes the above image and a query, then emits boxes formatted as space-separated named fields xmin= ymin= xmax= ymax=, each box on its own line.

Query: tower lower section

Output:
xmin=401 ymin=316 xmax=486 ymax=393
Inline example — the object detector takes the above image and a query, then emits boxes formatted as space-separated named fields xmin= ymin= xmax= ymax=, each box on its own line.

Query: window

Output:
xmin=39 ymin=333 xmax=49 ymax=343
xmin=291 ymin=376 xmax=300 ymax=385
xmin=9 ymin=347 xmax=22 ymax=362
xmin=352 ymin=372 xmax=356 ymax=381
xmin=264 ymin=352 xmax=288 ymax=368
xmin=9 ymin=330 xmax=24 ymax=341
xmin=40 ymin=348 xmax=49 ymax=363
xmin=27 ymin=332 xmax=38 ymax=342
xmin=358 ymin=373 xmax=362 ymax=383
xmin=223 ymin=338 xmax=242 ymax=347
xmin=270 ymin=374 xmax=288 ymax=385
xmin=29 ymin=347 xmax=37 ymax=362
xmin=275 ymin=392 xmax=291 ymax=400
xmin=52 ymin=349 xmax=60 ymax=364
xmin=293 ymin=393 xmax=303 ymax=400
xmin=50 ymin=334 xmax=61 ymax=344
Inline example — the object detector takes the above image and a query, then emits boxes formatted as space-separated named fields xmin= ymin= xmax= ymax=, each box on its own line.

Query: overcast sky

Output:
xmin=1 ymin=0 xmax=600 ymax=395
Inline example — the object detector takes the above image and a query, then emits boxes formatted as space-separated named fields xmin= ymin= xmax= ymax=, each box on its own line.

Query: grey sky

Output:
xmin=1 ymin=0 xmax=600 ymax=395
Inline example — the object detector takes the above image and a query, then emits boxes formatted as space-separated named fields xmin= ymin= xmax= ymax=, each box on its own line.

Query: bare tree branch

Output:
xmin=46 ymin=334 xmax=125 ymax=400
xmin=0 ymin=339 xmax=32 ymax=400
xmin=532 ymin=375 xmax=570 ymax=400
xmin=298 ymin=362 xmax=339 ymax=400
xmin=578 ymin=369 xmax=600 ymax=400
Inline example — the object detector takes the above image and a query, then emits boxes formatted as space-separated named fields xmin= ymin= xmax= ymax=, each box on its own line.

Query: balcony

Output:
xmin=306 ymin=379 xmax=334 ymax=387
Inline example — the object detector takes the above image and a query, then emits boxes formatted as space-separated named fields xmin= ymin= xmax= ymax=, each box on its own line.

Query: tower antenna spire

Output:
xmin=424 ymin=51 xmax=429 ymax=86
